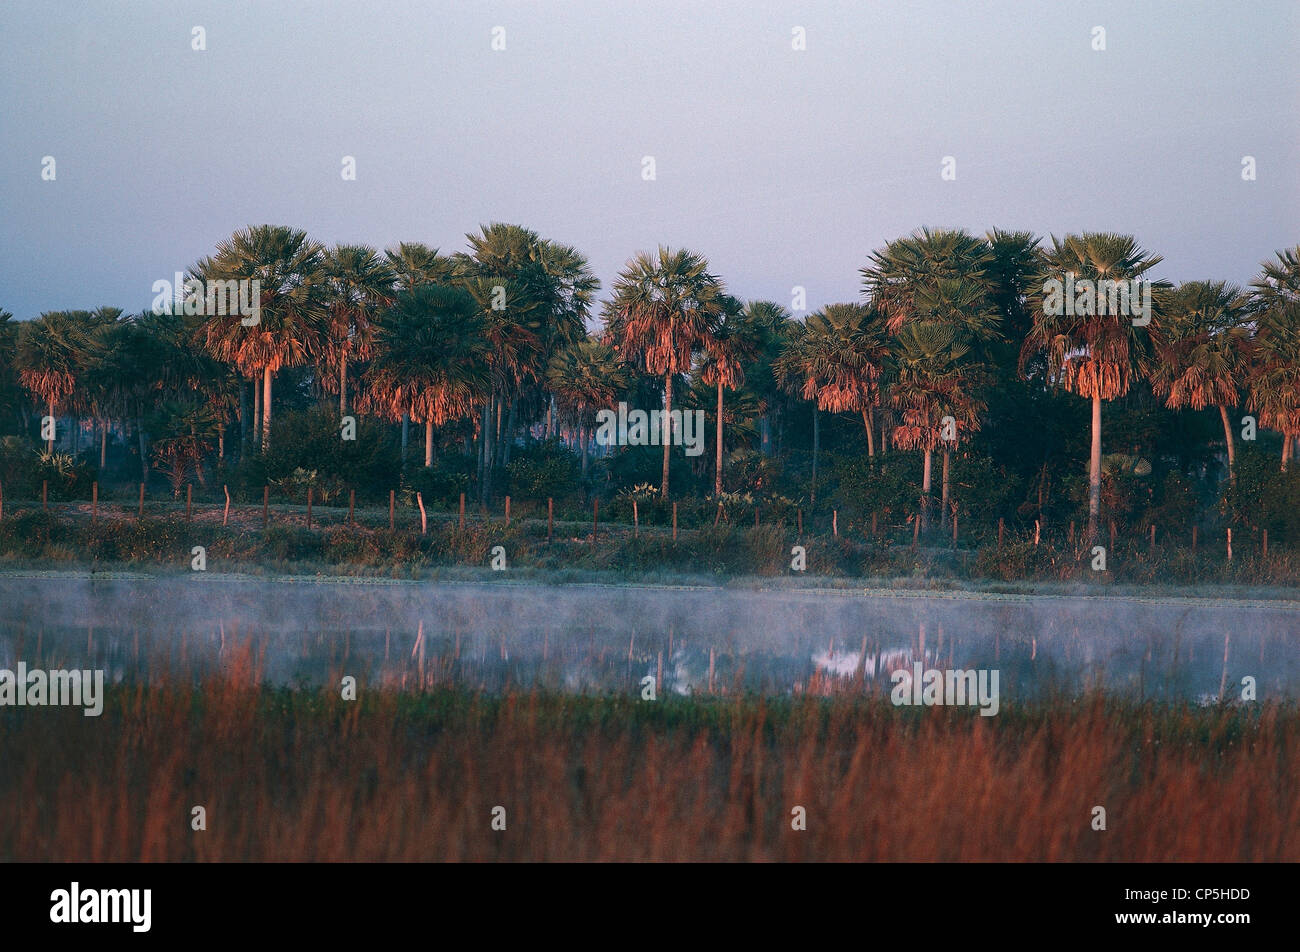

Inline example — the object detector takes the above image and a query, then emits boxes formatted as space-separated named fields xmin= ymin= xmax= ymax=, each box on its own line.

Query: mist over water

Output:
xmin=1 ymin=576 xmax=1296 ymax=703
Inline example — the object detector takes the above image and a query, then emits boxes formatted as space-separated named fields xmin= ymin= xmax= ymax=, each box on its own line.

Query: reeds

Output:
xmin=1 ymin=658 xmax=1294 ymax=862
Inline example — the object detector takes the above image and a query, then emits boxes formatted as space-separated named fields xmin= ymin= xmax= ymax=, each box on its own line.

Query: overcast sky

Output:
xmin=2 ymin=0 xmax=1297 ymax=321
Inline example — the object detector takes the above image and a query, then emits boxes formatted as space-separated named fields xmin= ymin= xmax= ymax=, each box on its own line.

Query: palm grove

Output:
xmin=3 ymin=223 xmax=1300 ymax=548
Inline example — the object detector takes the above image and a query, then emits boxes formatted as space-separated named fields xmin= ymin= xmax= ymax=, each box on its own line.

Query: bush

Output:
xmin=505 ymin=440 xmax=581 ymax=501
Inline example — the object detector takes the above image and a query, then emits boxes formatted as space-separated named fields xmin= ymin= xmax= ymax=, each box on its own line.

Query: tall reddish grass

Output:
xmin=2 ymin=648 xmax=1295 ymax=861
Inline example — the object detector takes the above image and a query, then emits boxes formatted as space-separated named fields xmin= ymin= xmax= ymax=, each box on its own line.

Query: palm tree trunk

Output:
xmin=425 ymin=419 xmax=434 ymax=467
xmin=715 ymin=381 xmax=724 ymax=497
xmin=921 ymin=448 xmax=932 ymax=532
xmin=941 ymin=446 xmax=951 ymax=528
xmin=661 ymin=375 xmax=673 ymax=499
xmin=811 ymin=407 xmax=820 ymax=505
xmin=239 ymin=382 xmax=248 ymax=454
xmin=339 ymin=354 xmax=348 ymax=417
xmin=862 ymin=408 xmax=875 ymax=457
xmin=261 ymin=366 xmax=272 ymax=453
xmin=503 ymin=399 xmax=516 ymax=467
xmin=1088 ymin=393 xmax=1102 ymax=543
xmin=1219 ymin=404 xmax=1235 ymax=482
xmin=252 ymin=377 xmax=261 ymax=452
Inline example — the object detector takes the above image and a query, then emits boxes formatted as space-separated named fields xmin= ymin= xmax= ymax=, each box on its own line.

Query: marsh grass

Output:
xmin=1 ymin=648 xmax=1295 ymax=862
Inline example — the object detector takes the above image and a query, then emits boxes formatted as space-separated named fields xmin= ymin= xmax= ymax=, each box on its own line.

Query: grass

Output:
xmin=2 ymin=649 xmax=1295 ymax=861
xmin=5 ymin=504 xmax=1300 ymax=591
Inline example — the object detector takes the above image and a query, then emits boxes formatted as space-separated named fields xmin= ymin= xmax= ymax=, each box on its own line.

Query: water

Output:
xmin=2 ymin=574 xmax=1297 ymax=703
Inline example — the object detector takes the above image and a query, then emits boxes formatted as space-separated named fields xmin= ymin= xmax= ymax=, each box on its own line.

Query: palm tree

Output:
xmin=603 ymin=247 xmax=725 ymax=499
xmin=889 ymin=321 xmax=987 ymax=531
xmin=365 ymin=285 xmax=491 ymax=467
xmin=698 ymin=295 xmax=760 ymax=496
xmin=1149 ymin=281 xmax=1253 ymax=480
xmin=385 ymin=242 xmax=456 ymax=291
xmin=776 ymin=303 xmax=888 ymax=454
xmin=1022 ymin=233 xmax=1168 ymax=544
xmin=1249 ymin=246 xmax=1300 ymax=467
xmin=17 ymin=311 xmax=87 ymax=452
xmin=196 ymin=225 xmax=328 ymax=452
xmin=546 ymin=338 xmax=629 ymax=475
xmin=322 ymin=244 xmax=395 ymax=417
xmin=863 ymin=228 xmax=997 ymax=334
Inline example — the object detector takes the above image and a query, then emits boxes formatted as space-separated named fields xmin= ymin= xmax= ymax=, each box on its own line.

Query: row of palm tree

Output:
xmin=4 ymin=225 xmax=1299 ymax=544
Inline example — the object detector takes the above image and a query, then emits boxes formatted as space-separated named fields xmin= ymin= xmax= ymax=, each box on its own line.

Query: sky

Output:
xmin=1 ymin=0 xmax=1297 ymax=322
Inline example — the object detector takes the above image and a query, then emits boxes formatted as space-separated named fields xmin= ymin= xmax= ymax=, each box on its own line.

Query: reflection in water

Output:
xmin=1 ymin=576 xmax=1296 ymax=703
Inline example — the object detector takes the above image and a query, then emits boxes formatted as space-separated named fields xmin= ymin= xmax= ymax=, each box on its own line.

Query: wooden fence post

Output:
xmin=307 ymin=486 xmax=313 ymax=528
xmin=633 ymin=499 xmax=639 ymax=537
xmin=998 ymin=517 xmax=1004 ymax=550
xmin=833 ymin=510 xmax=838 ymax=537
xmin=389 ymin=490 xmax=395 ymax=531
xmin=547 ymin=498 xmax=554 ymax=542
xmin=263 ymin=485 xmax=269 ymax=527
xmin=1262 ymin=529 xmax=1268 ymax=557
xmin=952 ymin=510 xmax=957 ymax=547
xmin=138 ymin=482 xmax=145 ymax=520
xmin=1109 ymin=521 xmax=1116 ymax=554
xmin=417 ymin=492 xmax=427 ymax=535
xmin=1150 ymin=523 xmax=1156 ymax=555
xmin=92 ymin=482 xmax=98 ymax=524
xmin=186 ymin=484 xmax=192 ymax=522
xmin=505 ymin=495 xmax=511 ymax=527
xmin=223 ymin=485 xmax=230 ymax=526
xmin=593 ymin=499 xmax=599 ymax=540
xmin=1227 ymin=527 xmax=1233 ymax=561
xmin=459 ymin=492 xmax=465 ymax=531
xmin=913 ymin=514 xmax=920 ymax=546
xmin=797 ymin=508 xmax=803 ymax=538
xmin=1192 ymin=524 xmax=1197 ymax=553
xmin=348 ymin=489 xmax=355 ymax=526
xmin=672 ymin=501 xmax=678 ymax=541
xmin=754 ymin=506 xmax=760 ymax=529
xmin=42 ymin=480 xmax=48 ymax=511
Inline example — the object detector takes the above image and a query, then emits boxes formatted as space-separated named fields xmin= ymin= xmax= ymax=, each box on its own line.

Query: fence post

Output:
xmin=952 ymin=510 xmax=957 ymax=547
xmin=1262 ymin=528 xmax=1268 ymax=557
xmin=42 ymin=480 xmax=48 ymax=511
xmin=1035 ymin=519 xmax=1041 ymax=546
xmin=797 ymin=508 xmax=803 ymax=538
xmin=913 ymin=513 xmax=920 ymax=546
xmin=672 ymin=501 xmax=677 ymax=541
xmin=505 ymin=495 xmax=511 ymax=526
xmin=833 ymin=510 xmax=838 ymax=537
xmin=263 ymin=485 xmax=269 ymax=527
xmin=593 ymin=499 xmax=599 ymax=540
xmin=1109 ymin=521 xmax=1116 ymax=554
xmin=138 ymin=482 xmax=145 ymax=520
xmin=633 ymin=499 xmax=639 ymax=537
xmin=1150 ymin=523 xmax=1156 ymax=555
xmin=547 ymin=497 xmax=554 ymax=542
xmin=998 ymin=517 xmax=1004 ymax=550
xmin=348 ymin=489 xmax=355 ymax=526
xmin=1192 ymin=524 xmax=1197 ymax=553
xmin=223 ymin=485 xmax=230 ymax=526
xmin=186 ymin=484 xmax=192 ymax=522
xmin=307 ymin=486 xmax=313 ymax=528
xmin=417 ymin=492 xmax=427 ymax=535
xmin=1227 ymin=527 xmax=1233 ymax=561
xmin=389 ymin=490 xmax=395 ymax=531
xmin=754 ymin=506 xmax=760 ymax=529
xmin=459 ymin=492 xmax=465 ymax=531
xmin=92 ymin=482 xmax=98 ymax=525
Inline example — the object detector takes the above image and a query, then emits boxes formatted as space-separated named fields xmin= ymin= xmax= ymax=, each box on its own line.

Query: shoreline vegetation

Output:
xmin=2 ymin=674 xmax=1295 ymax=862
xmin=5 ymin=500 xmax=1300 ymax=596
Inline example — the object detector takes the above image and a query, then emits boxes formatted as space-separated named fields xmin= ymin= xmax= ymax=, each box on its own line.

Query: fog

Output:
xmin=1 ymin=575 xmax=1296 ymax=702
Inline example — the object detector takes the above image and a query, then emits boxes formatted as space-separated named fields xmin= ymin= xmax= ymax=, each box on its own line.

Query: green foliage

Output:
xmin=505 ymin=439 xmax=581 ymax=501
xmin=255 ymin=408 xmax=399 ymax=503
